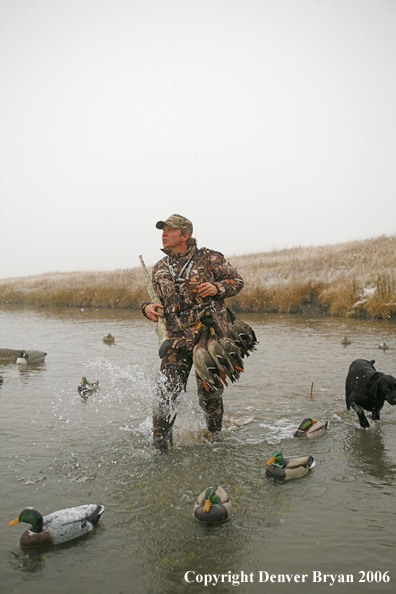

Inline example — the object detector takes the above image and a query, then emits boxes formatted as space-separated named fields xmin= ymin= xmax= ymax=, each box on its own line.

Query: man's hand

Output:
xmin=196 ymin=282 xmax=218 ymax=299
xmin=144 ymin=303 xmax=164 ymax=322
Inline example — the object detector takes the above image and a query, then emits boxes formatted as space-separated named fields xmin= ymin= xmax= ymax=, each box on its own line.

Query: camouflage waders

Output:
xmin=153 ymin=348 xmax=224 ymax=452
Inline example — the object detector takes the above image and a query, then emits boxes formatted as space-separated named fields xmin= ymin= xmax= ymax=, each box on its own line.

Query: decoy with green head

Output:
xmin=8 ymin=504 xmax=105 ymax=548
xmin=78 ymin=377 xmax=99 ymax=396
xmin=293 ymin=417 xmax=330 ymax=438
xmin=265 ymin=451 xmax=316 ymax=480
xmin=193 ymin=485 xmax=233 ymax=523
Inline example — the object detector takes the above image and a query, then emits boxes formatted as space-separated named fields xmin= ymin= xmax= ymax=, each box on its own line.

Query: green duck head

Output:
xmin=200 ymin=310 xmax=215 ymax=328
xmin=80 ymin=377 xmax=88 ymax=384
xmin=202 ymin=486 xmax=220 ymax=512
xmin=8 ymin=507 xmax=43 ymax=532
xmin=298 ymin=418 xmax=317 ymax=431
xmin=266 ymin=451 xmax=284 ymax=467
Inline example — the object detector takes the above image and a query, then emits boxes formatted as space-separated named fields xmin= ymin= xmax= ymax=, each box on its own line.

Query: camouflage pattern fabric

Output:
xmin=155 ymin=214 xmax=193 ymax=236
xmin=153 ymin=347 xmax=224 ymax=449
xmin=142 ymin=240 xmax=244 ymax=351
xmin=144 ymin=239 xmax=244 ymax=450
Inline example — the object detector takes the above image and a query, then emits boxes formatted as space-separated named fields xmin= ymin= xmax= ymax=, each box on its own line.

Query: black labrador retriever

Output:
xmin=345 ymin=359 xmax=396 ymax=428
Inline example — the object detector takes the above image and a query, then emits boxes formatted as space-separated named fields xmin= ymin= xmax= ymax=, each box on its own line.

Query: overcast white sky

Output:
xmin=1 ymin=0 xmax=396 ymax=279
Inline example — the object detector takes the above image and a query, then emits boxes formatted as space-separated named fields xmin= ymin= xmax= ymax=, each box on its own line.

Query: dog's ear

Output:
xmin=368 ymin=372 xmax=383 ymax=398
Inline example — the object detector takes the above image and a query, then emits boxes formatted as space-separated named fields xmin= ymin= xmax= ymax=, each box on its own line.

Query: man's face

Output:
xmin=162 ymin=224 xmax=189 ymax=253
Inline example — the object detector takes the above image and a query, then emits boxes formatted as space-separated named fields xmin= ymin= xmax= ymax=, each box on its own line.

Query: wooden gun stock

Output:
xmin=139 ymin=255 xmax=171 ymax=358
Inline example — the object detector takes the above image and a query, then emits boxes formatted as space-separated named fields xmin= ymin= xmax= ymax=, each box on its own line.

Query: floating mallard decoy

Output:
xmin=265 ymin=451 xmax=316 ymax=480
xmin=379 ymin=341 xmax=389 ymax=350
xmin=103 ymin=333 xmax=115 ymax=344
xmin=8 ymin=504 xmax=105 ymax=548
xmin=193 ymin=485 xmax=232 ymax=523
xmin=293 ymin=417 xmax=330 ymax=438
xmin=78 ymin=377 xmax=99 ymax=396
xmin=16 ymin=350 xmax=47 ymax=364
xmin=341 ymin=336 xmax=351 ymax=345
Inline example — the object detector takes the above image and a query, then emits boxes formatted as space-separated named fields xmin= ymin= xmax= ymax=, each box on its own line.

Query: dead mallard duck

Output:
xmin=193 ymin=330 xmax=224 ymax=392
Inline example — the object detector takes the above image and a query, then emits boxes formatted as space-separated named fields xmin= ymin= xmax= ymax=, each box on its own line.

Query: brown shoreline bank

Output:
xmin=1 ymin=235 xmax=395 ymax=320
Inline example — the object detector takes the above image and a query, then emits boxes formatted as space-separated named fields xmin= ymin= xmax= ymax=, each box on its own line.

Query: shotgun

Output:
xmin=139 ymin=255 xmax=171 ymax=358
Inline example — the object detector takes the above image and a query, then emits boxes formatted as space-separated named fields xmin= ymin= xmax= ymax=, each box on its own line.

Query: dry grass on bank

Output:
xmin=0 ymin=234 xmax=395 ymax=319
xmin=0 ymin=268 xmax=147 ymax=309
xmin=229 ymin=234 xmax=396 ymax=318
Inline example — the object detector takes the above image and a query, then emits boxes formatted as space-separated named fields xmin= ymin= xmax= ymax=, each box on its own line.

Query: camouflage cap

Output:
xmin=156 ymin=214 xmax=193 ymax=236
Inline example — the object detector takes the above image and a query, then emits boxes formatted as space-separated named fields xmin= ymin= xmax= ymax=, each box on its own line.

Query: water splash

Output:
xmin=258 ymin=418 xmax=296 ymax=445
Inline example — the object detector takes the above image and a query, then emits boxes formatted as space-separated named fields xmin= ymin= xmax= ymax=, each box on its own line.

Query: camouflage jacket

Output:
xmin=142 ymin=240 xmax=244 ymax=351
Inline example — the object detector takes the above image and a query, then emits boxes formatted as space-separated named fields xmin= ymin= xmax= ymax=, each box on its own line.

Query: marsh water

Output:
xmin=1 ymin=305 xmax=396 ymax=594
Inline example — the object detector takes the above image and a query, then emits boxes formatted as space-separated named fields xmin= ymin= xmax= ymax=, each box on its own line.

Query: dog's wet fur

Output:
xmin=345 ymin=359 xmax=396 ymax=428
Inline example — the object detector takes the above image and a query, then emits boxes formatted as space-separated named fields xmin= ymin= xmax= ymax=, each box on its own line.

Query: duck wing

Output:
xmin=284 ymin=455 xmax=315 ymax=469
xmin=218 ymin=337 xmax=244 ymax=373
xmin=206 ymin=335 xmax=237 ymax=382
xmin=233 ymin=320 xmax=258 ymax=353
xmin=193 ymin=335 xmax=223 ymax=391
xmin=306 ymin=421 xmax=329 ymax=436
xmin=24 ymin=350 xmax=47 ymax=363
xmin=43 ymin=504 xmax=105 ymax=544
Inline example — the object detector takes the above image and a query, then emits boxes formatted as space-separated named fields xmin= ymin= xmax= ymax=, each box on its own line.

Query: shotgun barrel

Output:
xmin=139 ymin=255 xmax=171 ymax=358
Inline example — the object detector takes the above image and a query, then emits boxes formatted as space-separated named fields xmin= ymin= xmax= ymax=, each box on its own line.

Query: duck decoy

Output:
xmin=193 ymin=485 xmax=233 ymax=523
xmin=265 ymin=451 xmax=316 ymax=480
xmin=16 ymin=350 xmax=47 ymax=364
xmin=103 ymin=333 xmax=115 ymax=344
xmin=341 ymin=336 xmax=351 ymax=345
xmin=193 ymin=331 xmax=223 ymax=392
xmin=78 ymin=377 xmax=99 ymax=396
xmin=379 ymin=341 xmax=389 ymax=350
xmin=0 ymin=348 xmax=22 ymax=363
xmin=8 ymin=504 xmax=105 ymax=548
xmin=293 ymin=417 xmax=330 ymax=438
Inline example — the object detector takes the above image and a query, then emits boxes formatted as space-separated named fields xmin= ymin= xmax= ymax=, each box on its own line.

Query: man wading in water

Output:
xmin=142 ymin=214 xmax=244 ymax=452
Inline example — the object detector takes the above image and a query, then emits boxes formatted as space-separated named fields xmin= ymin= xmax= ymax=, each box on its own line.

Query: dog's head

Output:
xmin=379 ymin=375 xmax=396 ymax=405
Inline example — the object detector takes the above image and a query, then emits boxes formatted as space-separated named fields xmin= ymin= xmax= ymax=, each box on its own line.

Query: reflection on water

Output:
xmin=1 ymin=306 xmax=396 ymax=594
xmin=347 ymin=425 xmax=396 ymax=481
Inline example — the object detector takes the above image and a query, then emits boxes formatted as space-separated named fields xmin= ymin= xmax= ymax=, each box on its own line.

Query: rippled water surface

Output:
xmin=1 ymin=306 xmax=396 ymax=594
